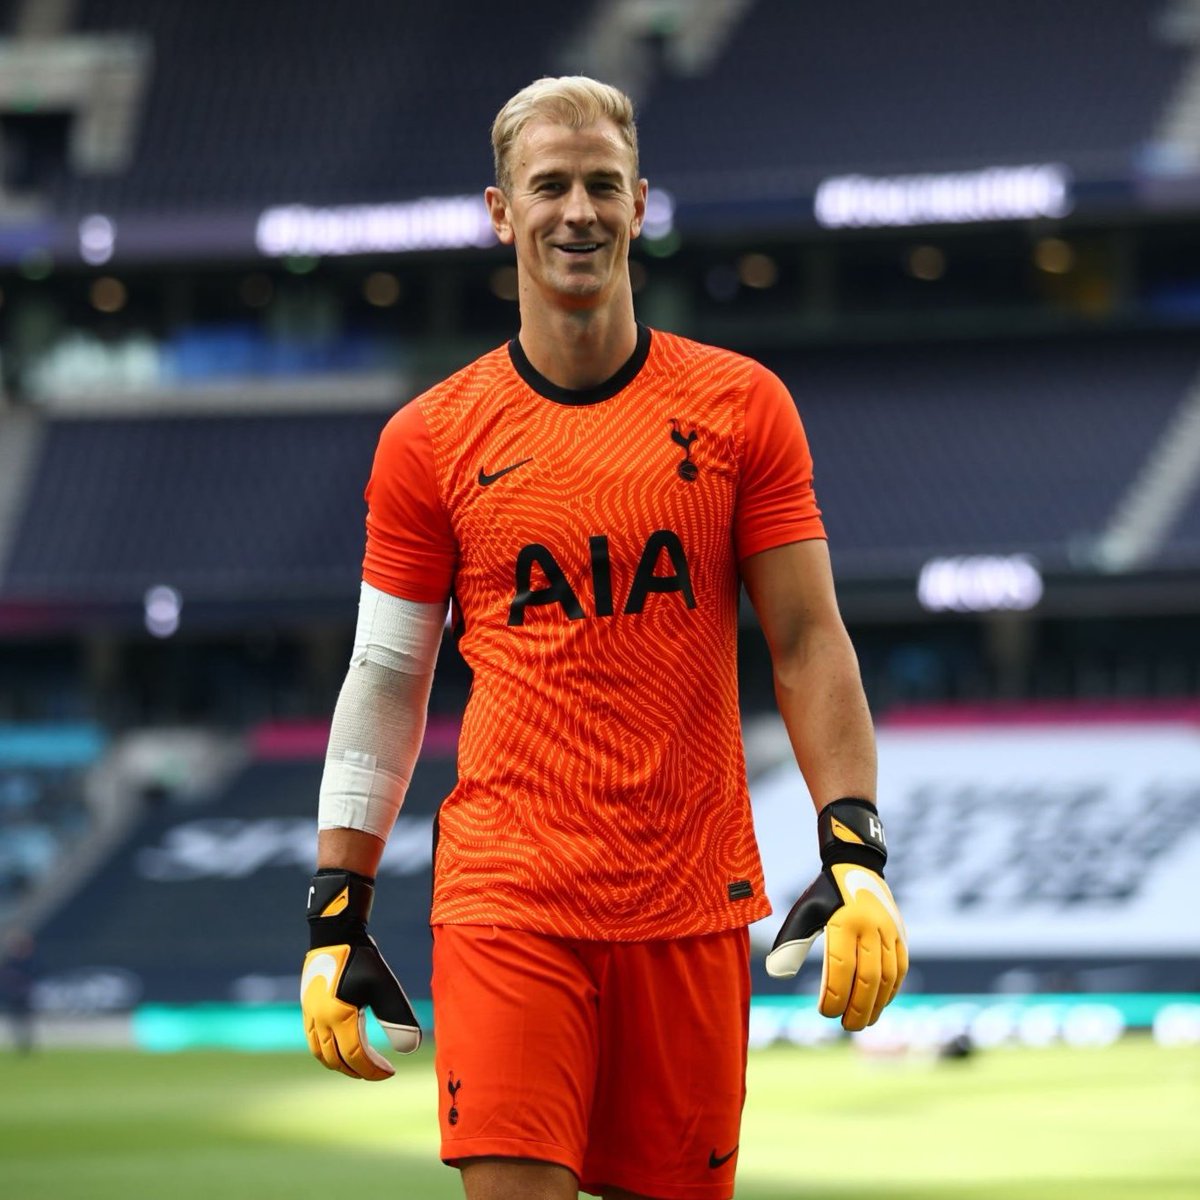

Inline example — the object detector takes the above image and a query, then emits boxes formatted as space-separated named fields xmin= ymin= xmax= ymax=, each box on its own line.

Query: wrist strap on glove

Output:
xmin=818 ymin=797 xmax=888 ymax=874
xmin=307 ymin=867 xmax=375 ymax=948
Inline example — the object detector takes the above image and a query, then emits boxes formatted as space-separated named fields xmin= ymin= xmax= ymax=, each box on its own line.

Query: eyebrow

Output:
xmin=526 ymin=167 xmax=626 ymax=186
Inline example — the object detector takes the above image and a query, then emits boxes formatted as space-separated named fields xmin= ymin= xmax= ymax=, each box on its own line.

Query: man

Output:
xmin=301 ymin=76 xmax=907 ymax=1200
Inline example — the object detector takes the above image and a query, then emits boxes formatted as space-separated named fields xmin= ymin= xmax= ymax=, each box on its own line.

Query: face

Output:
xmin=486 ymin=118 xmax=647 ymax=311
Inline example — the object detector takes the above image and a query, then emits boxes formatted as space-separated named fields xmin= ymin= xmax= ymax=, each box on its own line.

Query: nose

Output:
xmin=563 ymin=180 xmax=596 ymax=227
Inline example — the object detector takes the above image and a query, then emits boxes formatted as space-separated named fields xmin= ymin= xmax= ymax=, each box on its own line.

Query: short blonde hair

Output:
xmin=491 ymin=76 xmax=639 ymax=194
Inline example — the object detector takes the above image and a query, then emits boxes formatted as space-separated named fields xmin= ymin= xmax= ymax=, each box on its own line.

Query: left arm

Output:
xmin=740 ymin=538 xmax=875 ymax=812
xmin=742 ymin=538 xmax=907 ymax=1030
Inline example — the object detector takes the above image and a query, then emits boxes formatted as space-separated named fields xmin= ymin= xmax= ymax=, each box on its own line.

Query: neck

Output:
xmin=515 ymin=292 xmax=639 ymax=391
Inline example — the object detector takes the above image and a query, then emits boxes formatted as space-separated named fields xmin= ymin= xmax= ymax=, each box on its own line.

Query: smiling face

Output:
xmin=486 ymin=118 xmax=647 ymax=313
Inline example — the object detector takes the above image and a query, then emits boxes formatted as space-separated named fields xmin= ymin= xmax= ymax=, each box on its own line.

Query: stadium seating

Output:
xmin=638 ymin=0 xmax=1187 ymax=194
xmin=31 ymin=724 xmax=453 ymax=1002
xmin=4 ymin=333 xmax=1198 ymax=604
xmin=1 ymin=410 xmax=389 ymax=600
xmin=0 ymin=725 xmax=104 ymax=918
xmin=57 ymin=0 xmax=582 ymax=212
xmin=778 ymin=331 xmax=1200 ymax=576
xmin=45 ymin=0 xmax=1188 ymax=215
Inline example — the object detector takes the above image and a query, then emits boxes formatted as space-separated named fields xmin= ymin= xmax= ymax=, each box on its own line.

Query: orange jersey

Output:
xmin=363 ymin=326 xmax=825 ymax=940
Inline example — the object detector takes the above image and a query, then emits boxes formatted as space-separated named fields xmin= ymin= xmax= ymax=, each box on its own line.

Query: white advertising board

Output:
xmin=750 ymin=714 xmax=1200 ymax=956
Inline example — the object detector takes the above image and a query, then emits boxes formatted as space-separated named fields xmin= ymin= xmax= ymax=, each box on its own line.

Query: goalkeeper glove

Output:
xmin=765 ymin=798 xmax=908 ymax=1032
xmin=300 ymin=868 xmax=421 ymax=1080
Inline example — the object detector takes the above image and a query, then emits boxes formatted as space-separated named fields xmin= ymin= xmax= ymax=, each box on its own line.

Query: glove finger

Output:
xmin=304 ymin=1019 xmax=323 ymax=1064
xmin=869 ymin=935 xmax=899 ymax=1027
xmin=360 ymin=939 xmax=422 ymax=1053
xmin=765 ymin=931 xmax=820 ymax=979
xmin=336 ymin=1008 xmax=395 ymax=1081
xmin=380 ymin=1019 xmax=422 ymax=1054
xmin=310 ymin=1012 xmax=362 ymax=1078
xmin=326 ymin=1008 xmax=396 ymax=1084
xmin=302 ymin=948 xmax=365 ymax=1078
xmin=818 ymin=920 xmax=854 ymax=1021
xmin=842 ymin=929 xmax=882 ymax=1033
xmin=892 ymin=931 xmax=910 ymax=1004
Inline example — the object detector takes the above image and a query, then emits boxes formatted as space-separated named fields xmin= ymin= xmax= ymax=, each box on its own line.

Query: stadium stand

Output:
xmin=33 ymin=0 xmax=1188 ymax=217
xmin=4 ymin=332 xmax=1199 ymax=606
xmin=0 ymin=724 xmax=104 ymax=919
xmin=55 ymin=0 xmax=585 ymax=212
xmin=782 ymin=331 xmax=1200 ymax=575
xmin=1 ymin=410 xmax=389 ymax=600
xmin=638 ymin=0 xmax=1189 ymax=195
xmin=30 ymin=724 xmax=453 ymax=1003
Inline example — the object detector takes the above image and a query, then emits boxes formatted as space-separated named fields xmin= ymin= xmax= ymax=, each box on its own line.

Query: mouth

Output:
xmin=556 ymin=242 xmax=602 ymax=255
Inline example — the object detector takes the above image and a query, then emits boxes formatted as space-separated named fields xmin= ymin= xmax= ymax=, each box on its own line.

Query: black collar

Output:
xmin=507 ymin=323 xmax=652 ymax=406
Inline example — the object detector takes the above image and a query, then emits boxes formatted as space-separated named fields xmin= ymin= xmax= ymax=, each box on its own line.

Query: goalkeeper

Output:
xmin=301 ymin=74 xmax=906 ymax=1200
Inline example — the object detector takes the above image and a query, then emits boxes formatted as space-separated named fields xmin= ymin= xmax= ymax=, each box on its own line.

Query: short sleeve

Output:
xmin=734 ymin=363 xmax=826 ymax=562
xmin=362 ymin=400 xmax=457 ymax=603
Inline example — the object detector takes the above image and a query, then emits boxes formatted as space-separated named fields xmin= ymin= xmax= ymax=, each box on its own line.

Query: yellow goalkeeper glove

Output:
xmin=300 ymin=868 xmax=421 ymax=1080
xmin=765 ymin=798 xmax=908 ymax=1031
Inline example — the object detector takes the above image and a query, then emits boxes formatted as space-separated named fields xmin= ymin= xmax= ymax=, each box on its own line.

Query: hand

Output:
xmin=301 ymin=868 xmax=421 ymax=1079
xmin=765 ymin=798 xmax=908 ymax=1032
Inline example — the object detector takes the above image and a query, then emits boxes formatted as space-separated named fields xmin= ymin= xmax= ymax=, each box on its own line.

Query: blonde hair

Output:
xmin=491 ymin=76 xmax=639 ymax=194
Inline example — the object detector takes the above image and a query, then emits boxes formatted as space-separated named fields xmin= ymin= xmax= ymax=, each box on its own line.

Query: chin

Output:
xmin=550 ymin=277 xmax=606 ymax=302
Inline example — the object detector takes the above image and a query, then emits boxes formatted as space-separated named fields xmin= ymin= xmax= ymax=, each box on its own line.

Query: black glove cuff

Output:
xmin=307 ymin=868 xmax=375 ymax=949
xmin=818 ymin=797 xmax=888 ymax=874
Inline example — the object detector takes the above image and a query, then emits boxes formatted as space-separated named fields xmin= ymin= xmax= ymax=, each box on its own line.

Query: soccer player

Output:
xmin=301 ymin=76 xmax=907 ymax=1200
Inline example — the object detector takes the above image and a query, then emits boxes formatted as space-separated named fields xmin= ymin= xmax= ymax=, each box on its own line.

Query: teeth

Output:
xmin=562 ymin=243 xmax=599 ymax=251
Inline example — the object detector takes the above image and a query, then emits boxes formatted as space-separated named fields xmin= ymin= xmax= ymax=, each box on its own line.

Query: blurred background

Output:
xmin=1 ymin=0 xmax=1199 ymax=1113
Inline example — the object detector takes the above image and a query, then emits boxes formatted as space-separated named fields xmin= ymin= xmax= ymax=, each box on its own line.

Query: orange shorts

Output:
xmin=431 ymin=923 xmax=751 ymax=1200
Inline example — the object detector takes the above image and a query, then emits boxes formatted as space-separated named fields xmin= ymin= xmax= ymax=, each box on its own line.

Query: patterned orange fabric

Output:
xmin=363 ymin=326 xmax=825 ymax=940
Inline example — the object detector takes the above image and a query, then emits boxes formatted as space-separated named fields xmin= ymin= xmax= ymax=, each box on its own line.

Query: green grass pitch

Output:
xmin=2 ymin=1036 xmax=1197 ymax=1198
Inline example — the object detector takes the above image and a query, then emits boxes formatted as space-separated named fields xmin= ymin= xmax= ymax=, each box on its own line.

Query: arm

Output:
xmin=742 ymin=539 xmax=907 ymax=1031
xmin=317 ymin=826 xmax=386 ymax=877
xmin=301 ymin=583 xmax=445 ymax=1079
xmin=740 ymin=538 xmax=876 ymax=811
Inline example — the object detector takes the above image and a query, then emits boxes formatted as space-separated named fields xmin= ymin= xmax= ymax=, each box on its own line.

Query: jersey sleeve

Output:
xmin=734 ymin=363 xmax=826 ymax=562
xmin=362 ymin=399 xmax=457 ymax=603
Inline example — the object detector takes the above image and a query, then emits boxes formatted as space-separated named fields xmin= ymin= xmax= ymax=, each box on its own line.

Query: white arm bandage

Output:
xmin=317 ymin=582 xmax=446 ymax=840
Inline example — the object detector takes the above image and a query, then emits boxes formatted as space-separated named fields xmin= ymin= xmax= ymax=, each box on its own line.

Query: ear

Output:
xmin=485 ymin=186 xmax=515 ymax=246
xmin=630 ymin=178 xmax=649 ymax=240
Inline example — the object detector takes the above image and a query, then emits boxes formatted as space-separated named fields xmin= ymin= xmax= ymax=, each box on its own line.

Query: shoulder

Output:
xmin=373 ymin=343 xmax=513 ymax=453
xmin=409 ymin=343 xmax=513 ymax=423
xmin=646 ymin=328 xmax=768 ymax=395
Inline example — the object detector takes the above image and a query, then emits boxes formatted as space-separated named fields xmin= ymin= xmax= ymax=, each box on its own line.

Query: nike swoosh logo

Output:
xmin=709 ymin=1146 xmax=738 ymax=1169
xmin=842 ymin=867 xmax=904 ymax=929
xmin=300 ymin=951 xmax=338 ymax=999
xmin=478 ymin=457 xmax=533 ymax=486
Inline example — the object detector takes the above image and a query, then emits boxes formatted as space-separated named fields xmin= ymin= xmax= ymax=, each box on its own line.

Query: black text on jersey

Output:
xmin=507 ymin=529 xmax=696 ymax=625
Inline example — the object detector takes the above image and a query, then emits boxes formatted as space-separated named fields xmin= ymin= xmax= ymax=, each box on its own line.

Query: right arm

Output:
xmin=318 ymin=400 xmax=453 ymax=869
xmin=301 ymin=584 xmax=445 ymax=1079
xmin=317 ymin=827 xmax=385 ymax=878
xmin=315 ymin=581 xmax=445 ymax=851
xmin=301 ymin=399 xmax=455 ymax=1078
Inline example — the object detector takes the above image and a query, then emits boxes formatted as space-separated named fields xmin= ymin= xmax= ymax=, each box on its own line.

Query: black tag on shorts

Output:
xmin=728 ymin=880 xmax=754 ymax=900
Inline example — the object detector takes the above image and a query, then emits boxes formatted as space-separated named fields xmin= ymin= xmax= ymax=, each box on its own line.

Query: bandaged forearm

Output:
xmin=317 ymin=582 xmax=445 ymax=840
